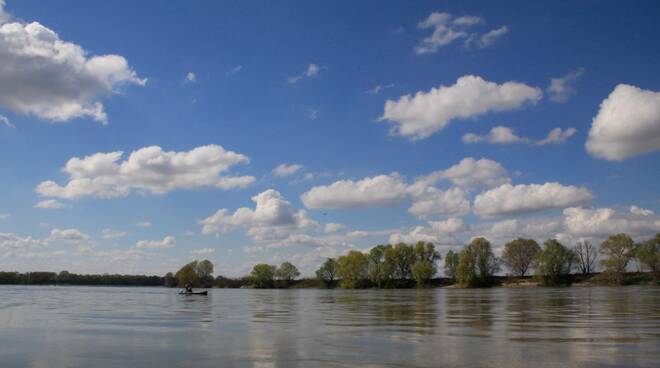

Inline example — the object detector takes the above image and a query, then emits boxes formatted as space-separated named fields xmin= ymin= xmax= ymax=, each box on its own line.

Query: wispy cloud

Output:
xmin=288 ymin=64 xmax=321 ymax=84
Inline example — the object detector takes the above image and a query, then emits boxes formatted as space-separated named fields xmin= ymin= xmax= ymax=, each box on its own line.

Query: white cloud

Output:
xmin=273 ymin=163 xmax=303 ymax=177
xmin=379 ymin=75 xmax=542 ymax=140
xmin=49 ymin=228 xmax=90 ymax=245
xmin=227 ymin=65 xmax=242 ymax=76
xmin=36 ymin=145 xmax=254 ymax=199
xmin=0 ymin=113 xmax=13 ymax=128
xmin=95 ymin=248 xmax=153 ymax=262
xmin=136 ymin=235 xmax=176 ymax=249
xmin=34 ymin=199 xmax=66 ymax=209
xmin=477 ymin=26 xmax=508 ymax=48
xmin=463 ymin=126 xmax=576 ymax=145
xmin=586 ymin=84 xmax=660 ymax=161
xmin=416 ymin=157 xmax=510 ymax=189
xmin=101 ymin=228 xmax=128 ymax=240
xmin=564 ymin=207 xmax=660 ymax=238
xmin=414 ymin=12 xmax=507 ymax=54
xmin=547 ymin=68 xmax=584 ymax=102
xmin=0 ymin=6 xmax=145 ymax=123
xmin=365 ymin=83 xmax=394 ymax=95
xmin=201 ymin=189 xmax=317 ymax=241
xmin=0 ymin=212 xmax=8 ymax=220
xmin=136 ymin=221 xmax=152 ymax=228
xmin=630 ymin=205 xmax=654 ymax=216
xmin=307 ymin=107 xmax=318 ymax=120
xmin=473 ymin=182 xmax=594 ymax=216
xmin=288 ymin=64 xmax=321 ymax=84
xmin=389 ymin=218 xmax=465 ymax=245
xmin=184 ymin=72 xmax=196 ymax=83
xmin=324 ymin=223 xmax=345 ymax=233
xmin=0 ymin=232 xmax=46 ymax=249
xmin=408 ymin=187 xmax=470 ymax=218
xmin=191 ymin=247 xmax=216 ymax=255
xmin=301 ymin=173 xmax=409 ymax=209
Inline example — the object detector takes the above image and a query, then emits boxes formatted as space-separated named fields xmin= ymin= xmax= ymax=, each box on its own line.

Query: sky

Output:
xmin=0 ymin=0 xmax=659 ymax=277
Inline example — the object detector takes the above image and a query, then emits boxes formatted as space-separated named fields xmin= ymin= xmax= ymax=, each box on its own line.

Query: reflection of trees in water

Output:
xmin=318 ymin=290 xmax=438 ymax=334
xmin=445 ymin=290 xmax=494 ymax=333
xmin=250 ymin=289 xmax=300 ymax=324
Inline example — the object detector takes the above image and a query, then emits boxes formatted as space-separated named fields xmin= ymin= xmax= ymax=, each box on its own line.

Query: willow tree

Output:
xmin=535 ymin=239 xmax=575 ymax=286
xmin=444 ymin=250 xmax=459 ymax=280
xmin=251 ymin=264 xmax=277 ymax=288
xmin=636 ymin=233 xmax=660 ymax=279
xmin=600 ymin=234 xmax=635 ymax=284
xmin=336 ymin=250 xmax=368 ymax=289
xmin=456 ymin=237 xmax=499 ymax=287
xmin=316 ymin=258 xmax=338 ymax=287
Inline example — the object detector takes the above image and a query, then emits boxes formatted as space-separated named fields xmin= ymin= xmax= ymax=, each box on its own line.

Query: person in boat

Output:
xmin=184 ymin=283 xmax=193 ymax=293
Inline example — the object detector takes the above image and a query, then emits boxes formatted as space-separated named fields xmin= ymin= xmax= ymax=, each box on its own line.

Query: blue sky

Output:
xmin=1 ymin=0 xmax=659 ymax=276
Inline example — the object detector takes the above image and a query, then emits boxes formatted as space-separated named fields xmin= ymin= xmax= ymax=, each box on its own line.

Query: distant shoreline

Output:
xmin=1 ymin=271 xmax=655 ymax=288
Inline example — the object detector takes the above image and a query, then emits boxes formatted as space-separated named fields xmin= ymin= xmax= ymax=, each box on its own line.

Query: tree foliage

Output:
xmin=251 ymin=264 xmax=277 ymax=288
xmin=635 ymin=233 xmax=660 ymax=279
xmin=412 ymin=241 xmax=440 ymax=287
xmin=502 ymin=238 xmax=541 ymax=277
xmin=316 ymin=258 xmax=338 ymax=287
xmin=336 ymin=250 xmax=368 ymax=288
xmin=456 ymin=237 xmax=499 ymax=287
xmin=367 ymin=245 xmax=391 ymax=288
xmin=275 ymin=262 xmax=300 ymax=283
xmin=534 ymin=239 xmax=575 ymax=286
xmin=444 ymin=250 xmax=459 ymax=280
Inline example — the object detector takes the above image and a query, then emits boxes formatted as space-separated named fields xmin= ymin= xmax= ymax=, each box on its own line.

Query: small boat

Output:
xmin=179 ymin=290 xmax=208 ymax=295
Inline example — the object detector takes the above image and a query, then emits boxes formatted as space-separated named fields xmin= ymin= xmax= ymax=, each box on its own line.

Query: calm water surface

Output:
xmin=0 ymin=286 xmax=658 ymax=367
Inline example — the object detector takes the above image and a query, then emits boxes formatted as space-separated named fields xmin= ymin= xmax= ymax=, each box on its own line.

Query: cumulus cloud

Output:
xmin=49 ymin=228 xmax=89 ymax=243
xmin=0 ymin=232 xmax=46 ymax=249
xmin=547 ymin=68 xmax=584 ymax=102
xmin=415 ymin=157 xmax=510 ymax=189
xmin=415 ymin=12 xmax=507 ymax=54
xmin=136 ymin=235 xmax=176 ymax=249
xmin=564 ymin=207 xmax=660 ymax=238
xmin=389 ymin=218 xmax=465 ymax=245
xmin=379 ymin=75 xmax=542 ymax=140
xmin=324 ymin=223 xmax=345 ymax=233
xmin=630 ymin=205 xmax=654 ymax=216
xmin=463 ymin=126 xmax=576 ymax=145
xmin=0 ymin=5 xmax=145 ymax=123
xmin=36 ymin=145 xmax=254 ymax=199
xmin=586 ymin=84 xmax=660 ymax=161
xmin=272 ymin=163 xmax=303 ymax=177
xmin=473 ymin=182 xmax=594 ymax=216
xmin=34 ymin=199 xmax=66 ymax=209
xmin=301 ymin=173 xmax=410 ymax=209
xmin=407 ymin=187 xmax=470 ymax=217
xmin=288 ymin=64 xmax=321 ymax=84
xmin=201 ymin=189 xmax=317 ymax=241
xmin=136 ymin=221 xmax=152 ymax=228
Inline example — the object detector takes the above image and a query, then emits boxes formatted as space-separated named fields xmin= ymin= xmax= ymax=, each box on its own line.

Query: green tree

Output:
xmin=316 ymin=258 xmax=338 ymax=287
xmin=175 ymin=263 xmax=200 ymax=287
xmin=444 ymin=250 xmax=459 ymax=280
xmin=502 ymin=238 xmax=541 ymax=277
xmin=600 ymin=233 xmax=635 ymax=275
xmin=456 ymin=237 xmax=499 ymax=287
xmin=384 ymin=243 xmax=415 ymax=282
xmin=534 ymin=239 xmax=575 ymax=286
xmin=635 ymin=233 xmax=660 ymax=279
xmin=275 ymin=262 xmax=300 ymax=285
xmin=251 ymin=264 xmax=276 ymax=288
xmin=336 ymin=250 xmax=368 ymax=289
xmin=367 ymin=245 xmax=391 ymax=288
xmin=411 ymin=242 xmax=440 ymax=287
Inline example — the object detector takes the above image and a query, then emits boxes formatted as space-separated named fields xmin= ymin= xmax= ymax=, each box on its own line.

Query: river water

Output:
xmin=0 ymin=286 xmax=658 ymax=367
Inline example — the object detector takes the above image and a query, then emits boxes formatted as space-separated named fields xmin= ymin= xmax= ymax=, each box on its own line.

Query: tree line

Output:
xmin=0 ymin=270 xmax=163 ymax=286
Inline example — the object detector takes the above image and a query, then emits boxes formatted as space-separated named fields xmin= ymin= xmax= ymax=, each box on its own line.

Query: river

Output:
xmin=0 ymin=285 xmax=658 ymax=367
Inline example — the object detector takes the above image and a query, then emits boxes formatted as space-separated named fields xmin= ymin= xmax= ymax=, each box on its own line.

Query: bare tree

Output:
xmin=574 ymin=240 xmax=597 ymax=274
